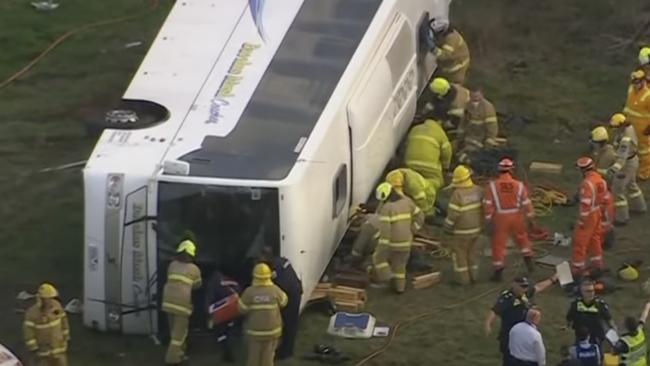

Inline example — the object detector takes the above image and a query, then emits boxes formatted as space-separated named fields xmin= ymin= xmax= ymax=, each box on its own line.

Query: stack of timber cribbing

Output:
xmin=308 ymin=283 xmax=367 ymax=312
xmin=411 ymin=272 xmax=441 ymax=290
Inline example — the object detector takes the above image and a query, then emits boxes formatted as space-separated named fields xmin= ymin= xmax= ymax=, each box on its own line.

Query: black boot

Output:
xmin=524 ymin=257 xmax=535 ymax=273
xmin=490 ymin=268 xmax=504 ymax=282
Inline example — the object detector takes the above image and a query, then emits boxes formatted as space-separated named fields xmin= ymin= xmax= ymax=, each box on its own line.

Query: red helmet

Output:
xmin=576 ymin=157 xmax=595 ymax=171
xmin=498 ymin=158 xmax=515 ymax=172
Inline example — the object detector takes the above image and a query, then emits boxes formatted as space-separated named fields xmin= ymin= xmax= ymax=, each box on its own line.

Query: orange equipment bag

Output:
xmin=209 ymin=293 xmax=240 ymax=325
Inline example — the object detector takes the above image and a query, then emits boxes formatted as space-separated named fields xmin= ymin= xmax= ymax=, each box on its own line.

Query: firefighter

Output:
xmin=457 ymin=89 xmax=499 ymax=164
xmin=23 ymin=283 xmax=70 ymax=366
xmin=372 ymin=182 xmax=424 ymax=293
xmin=421 ymin=77 xmax=470 ymax=129
xmin=589 ymin=126 xmax=616 ymax=249
xmin=205 ymin=270 xmax=241 ymax=363
xmin=259 ymin=247 xmax=302 ymax=360
xmin=162 ymin=240 xmax=202 ymax=365
xmin=609 ymin=113 xmax=647 ymax=224
xmin=483 ymin=158 xmax=535 ymax=281
xmin=239 ymin=263 xmax=288 ymax=366
xmin=623 ymin=70 xmax=650 ymax=180
xmin=443 ymin=165 xmax=483 ymax=285
xmin=404 ymin=118 xmax=453 ymax=191
xmin=386 ymin=168 xmax=437 ymax=217
xmin=572 ymin=158 xmax=607 ymax=276
xmin=429 ymin=19 xmax=470 ymax=84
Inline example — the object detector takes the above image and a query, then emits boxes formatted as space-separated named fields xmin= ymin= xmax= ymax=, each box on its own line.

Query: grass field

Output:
xmin=1 ymin=0 xmax=650 ymax=365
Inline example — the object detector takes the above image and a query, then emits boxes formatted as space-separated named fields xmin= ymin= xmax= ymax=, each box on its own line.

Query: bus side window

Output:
xmin=332 ymin=165 xmax=348 ymax=218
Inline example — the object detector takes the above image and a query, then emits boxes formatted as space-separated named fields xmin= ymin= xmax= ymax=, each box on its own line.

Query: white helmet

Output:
xmin=431 ymin=18 xmax=449 ymax=33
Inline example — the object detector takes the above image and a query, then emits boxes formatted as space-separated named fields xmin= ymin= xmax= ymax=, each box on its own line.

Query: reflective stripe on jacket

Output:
xmin=433 ymin=29 xmax=470 ymax=73
xmin=461 ymin=98 xmax=499 ymax=147
xmin=579 ymin=171 xmax=607 ymax=222
xmin=239 ymin=284 xmax=288 ymax=340
xmin=162 ymin=260 xmax=202 ymax=316
xmin=377 ymin=195 xmax=424 ymax=250
xmin=483 ymin=173 xmax=533 ymax=220
xmin=444 ymin=185 xmax=484 ymax=236
xmin=404 ymin=120 xmax=452 ymax=175
xmin=23 ymin=301 xmax=70 ymax=356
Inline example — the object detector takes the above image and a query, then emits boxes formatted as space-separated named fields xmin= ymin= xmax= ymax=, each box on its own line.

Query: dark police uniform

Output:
xmin=205 ymin=271 xmax=241 ymax=363
xmin=570 ymin=341 xmax=602 ymax=366
xmin=269 ymin=256 xmax=303 ymax=360
xmin=566 ymin=297 xmax=612 ymax=346
xmin=492 ymin=286 xmax=536 ymax=366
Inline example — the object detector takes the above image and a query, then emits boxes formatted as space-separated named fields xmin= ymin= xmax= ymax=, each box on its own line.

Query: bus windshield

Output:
xmin=156 ymin=182 xmax=280 ymax=281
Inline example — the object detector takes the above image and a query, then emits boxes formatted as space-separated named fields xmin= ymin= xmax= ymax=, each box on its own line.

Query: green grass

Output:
xmin=2 ymin=0 xmax=650 ymax=365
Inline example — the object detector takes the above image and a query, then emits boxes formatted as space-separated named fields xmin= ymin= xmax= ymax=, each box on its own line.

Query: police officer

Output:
xmin=259 ymin=247 xmax=302 ymax=360
xmin=566 ymin=280 xmax=615 ymax=347
xmin=569 ymin=327 xmax=602 ymax=366
xmin=485 ymin=275 xmax=557 ymax=366
xmin=205 ymin=270 xmax=241 ymax=363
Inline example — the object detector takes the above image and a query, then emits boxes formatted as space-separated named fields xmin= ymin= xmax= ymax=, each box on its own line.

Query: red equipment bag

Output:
xmin=209 ymin=293 xmax=240 ymax=325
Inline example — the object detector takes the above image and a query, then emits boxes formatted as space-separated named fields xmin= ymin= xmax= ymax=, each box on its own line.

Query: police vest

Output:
xmin=575 ymin=342 xmax=600 ymax=366
xmin=621 ymin=330 xmax=648 ymax=366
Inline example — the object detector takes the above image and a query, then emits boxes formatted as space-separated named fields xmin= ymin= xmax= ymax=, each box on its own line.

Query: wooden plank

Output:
xmin=328 ymin=288 xmax=362 ymax=303
xmin=335 ymin=286 xmax=367 ymax=301
xmin=411 ymin=272 xmax=441 ymax=289
xmin=334 ymin=300 xmax=364 ymax=312
xmin=529 ymin=162 xmax=563 ymax=174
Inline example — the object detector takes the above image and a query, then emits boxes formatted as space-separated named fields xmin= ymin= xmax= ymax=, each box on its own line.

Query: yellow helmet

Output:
xmin=618 ymin=264 xmax=639 ymax=281
xmin=631 ymin=69 xmax=646 ymax=81
xmin=452 ymin=165 xmax=472 ymax=187
xmin=590 ymin=126 xmax=609 ymax=142
xmin=375 ymin=182 xmax=392 ymax=201
xmin=253 ymin=263 xmax=272 ymax=280
xmin=385 ymin=170 xmax=405 ymax=188
xmin=609 ymin=113 xmax=627 ymax=127
xmin=176 ymin=240 xmax=197 ymax=257
xmin=430 ymin=77 xmax=451 ymax=96
xmin=38 ymin=283 xmax=59 ymax=299
xmin=639 ymin=47 xmax=650 ymax=65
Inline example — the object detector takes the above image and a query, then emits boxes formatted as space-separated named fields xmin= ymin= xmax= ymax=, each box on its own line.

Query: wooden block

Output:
xmin=328 ymin=287 xmax=364 ymax=303
xmin=309 ymin=289 xmax=328 ymax=302
xmin=411 ymin=272 xmax=441 ymax=290
xmin=529 ymin=162 xmax=563 ymax=174
xmin=315 ymin=283 xmax=332 ymax=291
xmin=334 ymin=300 xmax=364 ymax=313
xmin=335 ymin=286 xmax=367 ymax=301
xmin=334 ymin=270 xmax=370 ymax=289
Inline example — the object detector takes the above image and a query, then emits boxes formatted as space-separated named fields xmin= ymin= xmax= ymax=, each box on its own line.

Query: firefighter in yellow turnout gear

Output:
xmin=239 ymin=263 xmax=288 ymax=366
xmin=457 ymin=89 xmax=499 ymax=164
xmin=23 ymin=283 xmax=70 ymax=366
xmin=162 ymin=240 xmax=202 ymax=365
xmin=404 ymin=117 xmax=453 ymax=192
xmin=386 ymin=168 xmax=437 ymax=216
xmin=421 ymin=78 xmax=470 ymax=130
xmin=430 ymin=19 xmax=470 ymax=84
xmin=372 ymin=183 xmax=424 ymax=293
xmin=623 ymin=70 xmax=650 ymax=180
xmin=444 ymin=166 xmax=484 ymax=285
xmin=609 ymin=113 xmax=647 ymax=223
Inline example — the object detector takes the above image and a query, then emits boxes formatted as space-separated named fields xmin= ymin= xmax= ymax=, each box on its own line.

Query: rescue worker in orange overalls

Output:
xmin=590 ymin=126 xmax=616 ymax=249
xmin=572 ymin=157 xmax=607 ymax=276
xmin=623 ymin=69 xmax=650 ymax=180
xmin=483 ymin=158 xmax=535 ymax=282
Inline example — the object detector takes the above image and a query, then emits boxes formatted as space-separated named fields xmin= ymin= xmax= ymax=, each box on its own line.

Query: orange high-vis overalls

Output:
xmin=623 ymin=84 xmax=650 ymax=179
xmin=483 ymin=173 xmax=534 ymax=269
xmin=572 ymin=171 xmax=606 ymax=273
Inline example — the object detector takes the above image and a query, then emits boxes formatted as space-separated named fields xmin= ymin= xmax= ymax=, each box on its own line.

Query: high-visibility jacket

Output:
xmin=579 ymin=171 xmax=608 ymax=225
xmin=594 ymin=144 xmax=617 ymax=177
xmin=444 ymin=185 xmax=484 ymax=236
xmin=460 ymin=98 xmax=499 ymax=149
xmin=162 ymin=260 xmax=202 ymax=316
xmin=351 ymin=214 xmax=380 ymax=257
xmin=377 ymin=196 xmax=424 ymax=251
xmin=433 ymin=29 xmax=470 ymax=76
xmin=238 ymin=284 xmax=287 ymax=340
xmin=404 ymin=120 xmax=452 ymax=180
xmin=620 ymin=329 xmax=647 ymax=366
xmin=483 ymin=173 xmax=534 ymax=221
xmin=395 ymin=168 xmax=437 ymax=214
xmin=23 ymin=301 xmax=70 ymax=357
xmin=448 ymin=84 xmax=471 ymax=122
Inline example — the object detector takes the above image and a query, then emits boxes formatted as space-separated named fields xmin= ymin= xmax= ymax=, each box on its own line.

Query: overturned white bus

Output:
xmin=83 ymin=0 xmax=451 ymax=334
